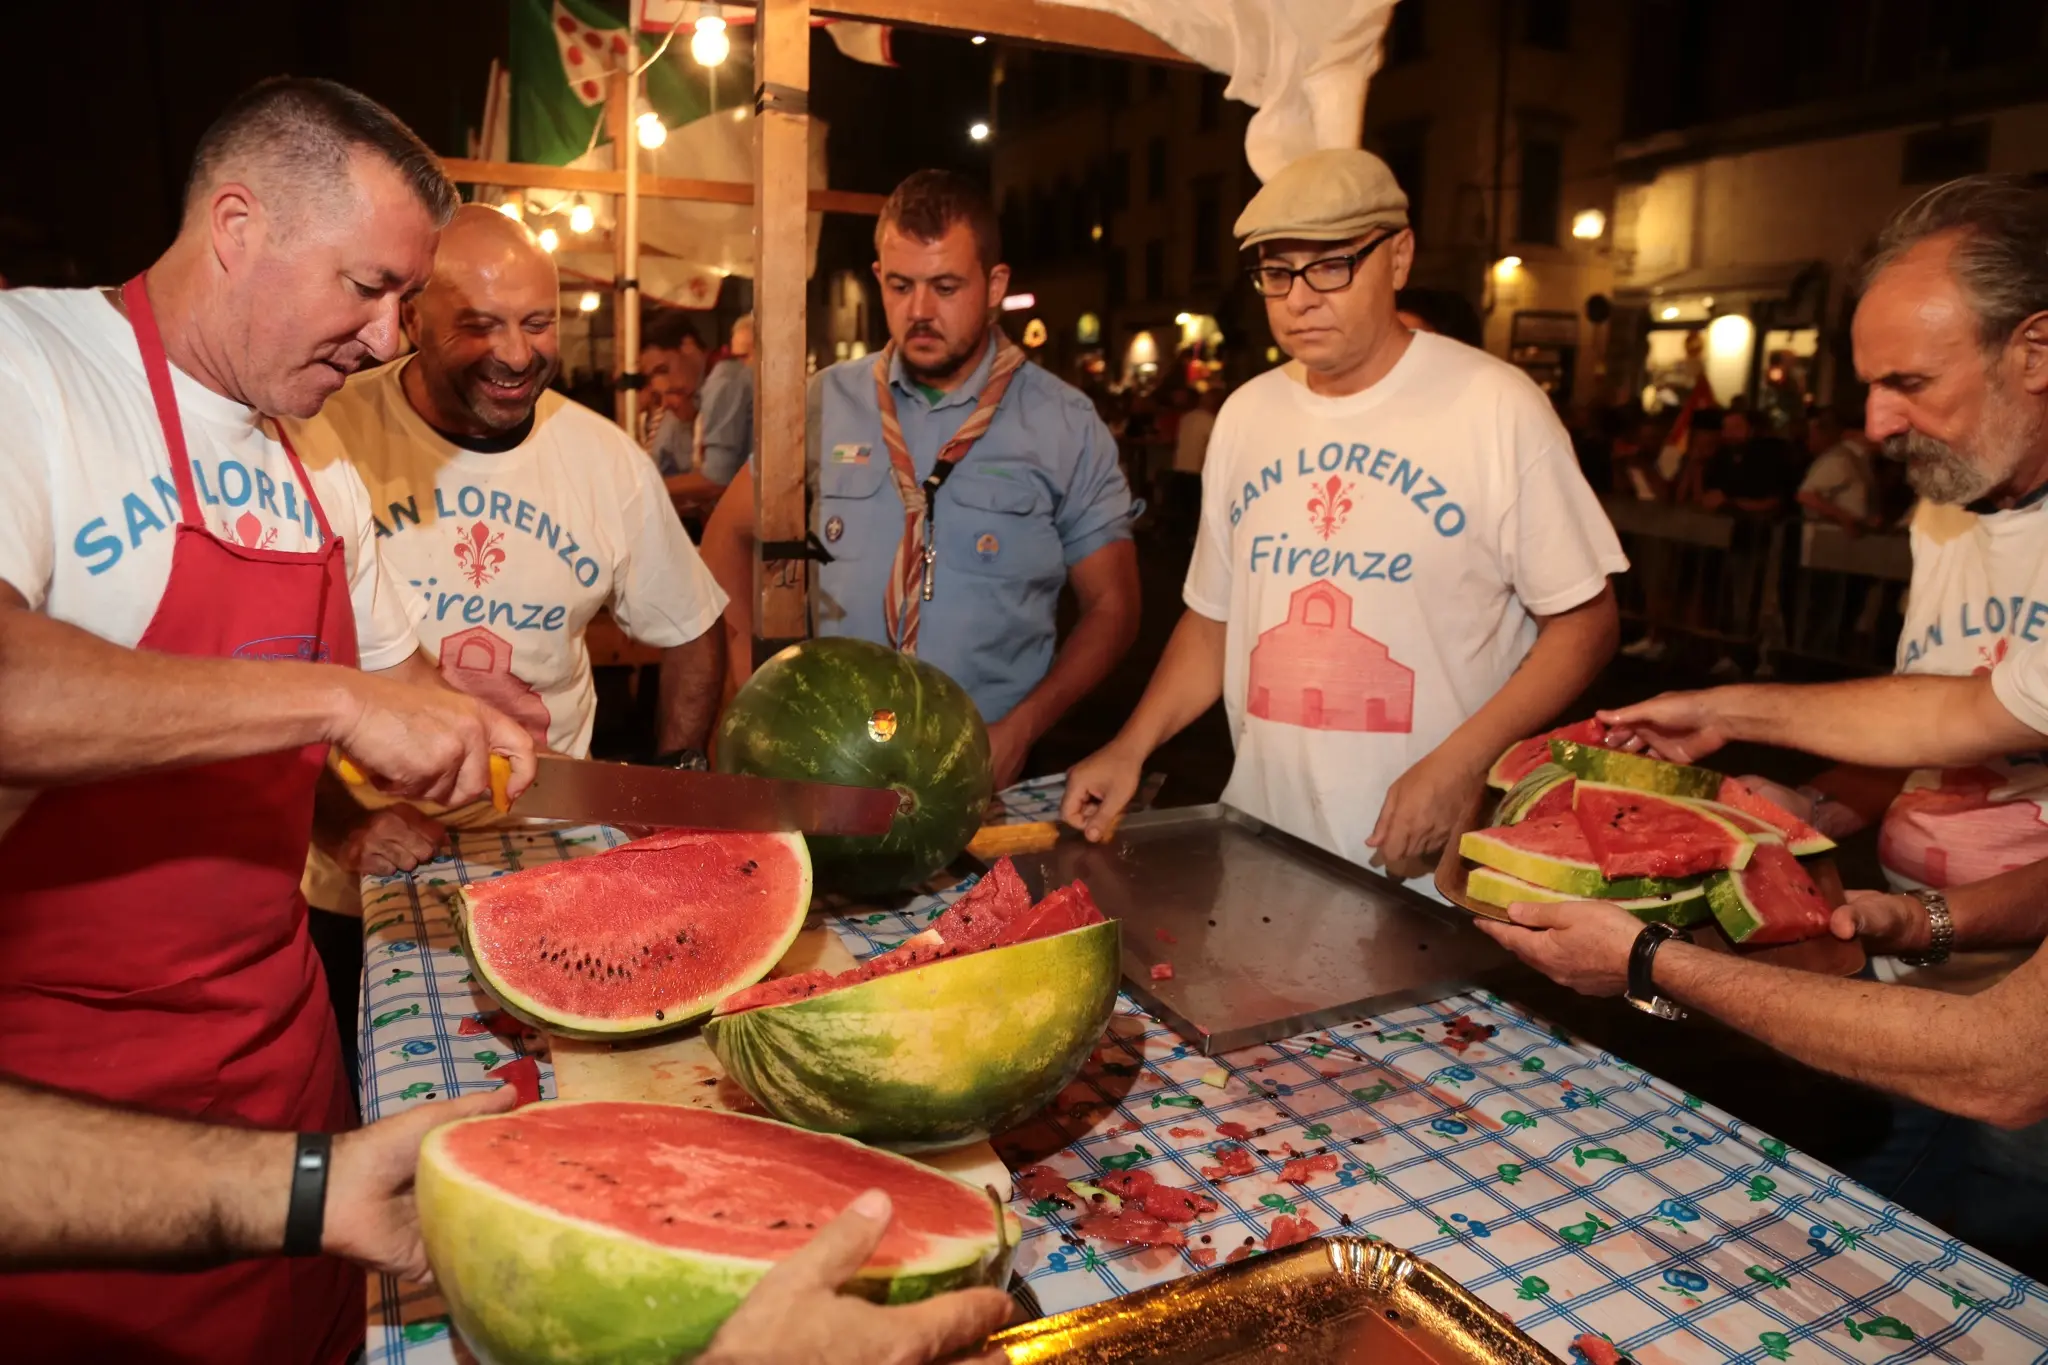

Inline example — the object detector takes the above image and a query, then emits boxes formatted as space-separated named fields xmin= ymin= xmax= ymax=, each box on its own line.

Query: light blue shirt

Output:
xmin=697 ymin=358 xmax=754 ymax=486
xmin=808 ymin=341 xmax=1133 ymax=723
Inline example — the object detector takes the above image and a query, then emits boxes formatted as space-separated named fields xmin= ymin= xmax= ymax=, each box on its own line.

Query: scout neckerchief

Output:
xmin=874 ymin=330 xmax=1027 ymax=655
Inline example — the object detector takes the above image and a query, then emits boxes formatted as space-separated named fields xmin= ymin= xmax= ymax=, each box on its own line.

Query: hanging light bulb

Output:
xmin=636 ymin=111 xmax=668 ymax=149
xmin=578 ymin=290 xmax=602 ymax=313
xmin=691 ymin=6 xmax=730 ymax=69
xmin=537 ymin=227 xmax=560 ymax=253
xmin=569 ymin=200 xmax=595 ymax=234
xmin=497 ymin=199 xmax=523 ymax=220
xmin=969 ymin=121 xmax=991 ymax=142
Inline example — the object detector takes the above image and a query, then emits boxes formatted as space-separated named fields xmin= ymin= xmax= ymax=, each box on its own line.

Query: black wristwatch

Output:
xmin=1624 ymin=923 xmax=1689 ymax=1020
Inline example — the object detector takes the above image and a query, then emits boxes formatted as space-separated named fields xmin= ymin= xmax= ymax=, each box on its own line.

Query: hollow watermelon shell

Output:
xmin=451 ymin=830 xmax=811 ymax=1041
xmin=1466 ymin=866 xmax=1711 ymax=927
xmin=1549 ymin=740 xmax=1724 ymax=799
xmin=1572 ymin=780 xmax=1755 ymax=879
xmin=417 ymin=1101 xmax=1015 ymax=1365
xmin=1487 ymin=718 xmax=1609 ymax=790
xmin=1704 ymin=843 xmax=1834 ymax=945
xmin=716 ymin=637 xmax=992 ymax=897
xmin=1460 ymin=815 xmax=1702 ymax=899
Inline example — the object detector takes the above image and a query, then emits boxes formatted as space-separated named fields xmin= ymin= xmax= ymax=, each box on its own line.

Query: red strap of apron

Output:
xmin=120 ymin=273 xmax=337 ymax=542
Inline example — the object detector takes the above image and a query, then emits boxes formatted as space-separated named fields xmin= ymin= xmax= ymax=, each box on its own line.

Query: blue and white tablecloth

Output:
xmin=360 ymin=776 xmax=2048 ymax=1365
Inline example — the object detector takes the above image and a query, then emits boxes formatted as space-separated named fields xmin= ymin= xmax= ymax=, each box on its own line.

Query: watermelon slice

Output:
xmin=1679 ymin=797 xmax=1785 ymax=843
xmin=1459 ymin=815 xmax=1703 ymax=899
xmin=1466 ymin=866 xmax=1711 ymax=927
xmin=1494 ymin=763 xmax=1575 ymax=825
xmin=706 ymin=860 xmax=1121 ymax=1148
xmin=1549 ymin=740 xmax=1723 ymax=800
xmin=1704 ymin=843 xmax=1834 ymax=945
xmin=417 ymin=1101 xmax=1015 ymax=1365
xmin=1487 ymin=717 xmax=1609 ymax=790
xmin=1572 ymin=780 xmax=1755 ymax=878
xmin=451 ymin=830 xmax=812 ymax=1040
xmin=1714 ymin=778 xmax=1835 ymax=854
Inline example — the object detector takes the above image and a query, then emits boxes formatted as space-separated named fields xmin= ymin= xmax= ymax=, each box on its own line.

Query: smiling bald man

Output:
xmin=289 ymin=205 xmax=727 ymax=916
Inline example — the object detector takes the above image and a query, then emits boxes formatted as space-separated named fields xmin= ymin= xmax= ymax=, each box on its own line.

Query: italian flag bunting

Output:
xmin=509 ymin=0 xmax=742 ymax=165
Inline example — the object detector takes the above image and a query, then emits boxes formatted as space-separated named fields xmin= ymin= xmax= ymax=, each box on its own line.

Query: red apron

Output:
xmin=0 ymin=276 xmax=361 ymax=1364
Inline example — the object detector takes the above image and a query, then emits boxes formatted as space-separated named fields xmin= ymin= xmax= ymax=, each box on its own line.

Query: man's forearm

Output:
xmin=0 ymin=1078 xmax=290 ymax=1271
xmin=1937 ymin=859 xmax=2048 ymax=950
xmin=1435 ymin=587 xmax=1619 ymax=774
xmin=1653 ymin=944 xmax=2048 ymax=1128
xmin=658 ymin=629 xmax=726 ymax=753
xmin=1710 ymin=675 xmax=2043 ymax=767
xmin=0 ymin=596 xmax=349 ymax=786
xmin=1111 ymin=608 xmax=1227 ymax=757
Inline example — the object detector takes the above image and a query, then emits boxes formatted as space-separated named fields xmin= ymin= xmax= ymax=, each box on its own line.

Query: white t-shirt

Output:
xmin=1185 ymin=335 xmax=1628 ymax=897
xmin=1798 ymin=438 xmax=1875 ymax=523
xmin=1876 ymin=498 xmax=2048 ymax=990
xmin=288 ymin=358 xmax=727 ymax=759
xmin=0 ymin=288 xmax=416 ymax=837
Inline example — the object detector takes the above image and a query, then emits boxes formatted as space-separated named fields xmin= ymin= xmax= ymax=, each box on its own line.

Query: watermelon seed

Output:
xmin=1200 ymin=1235 xmax=1212 ymax=1244
xmin=654 ymin=1010 xmax=665 ymax=1021
xmin=741 ymin=860 xmax=759 ymax=875
xmin=768 ymin=1219 xmax=789 ymax=1229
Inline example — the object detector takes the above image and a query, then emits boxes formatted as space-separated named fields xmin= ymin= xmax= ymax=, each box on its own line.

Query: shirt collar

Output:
xmin=888 ymin=333 xmax=998 ymax=411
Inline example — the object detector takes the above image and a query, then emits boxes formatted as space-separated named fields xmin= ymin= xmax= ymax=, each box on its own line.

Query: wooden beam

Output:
xmin=752 ymin=0 xmax=812 ymax=646
xmin=439 ymin=158 xmax=886 ymax=215
xmin=807 ymin=0 xmax=1191 ymax=63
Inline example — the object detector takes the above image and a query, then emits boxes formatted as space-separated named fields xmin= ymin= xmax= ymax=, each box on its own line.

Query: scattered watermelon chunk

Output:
xmin=1075 ymin=1211 xmax=1185 ymax=1247
xmin=1263 ymin=1213 xmax=1320 ymax=1251
xmin=1715 ymin=778 xmax=1835 ymax=854
xmin=1705 ymin=844 xmax=1833 ymax=945
xmin=1279 ymin=1154 xmax=1340 ymax=1185
xmin=1149 ymin=962 xmax=1175 ymax=981
xmin=1572 ymin=781 xmax=1755 ymax=879
xmin=1487 ymin=717 xmax=1609 ymax=790
xmin=1016 ymin=1166 xmax=1078 ymax=1204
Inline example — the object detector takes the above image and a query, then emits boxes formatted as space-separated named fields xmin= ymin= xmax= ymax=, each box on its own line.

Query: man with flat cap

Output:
xmin=1066 ymin=149 xmax=1627 ymax=895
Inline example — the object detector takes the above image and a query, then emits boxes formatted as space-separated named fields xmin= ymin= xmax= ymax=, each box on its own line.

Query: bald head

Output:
xmin=401 ymin=203 xmax=563 ymax=438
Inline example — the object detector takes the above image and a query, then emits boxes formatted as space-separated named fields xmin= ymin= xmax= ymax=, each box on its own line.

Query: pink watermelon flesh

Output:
xmin=1574 ymin=784 xmax=1751 ymax=879
xmin=1715 ymin=778 xmax=1834 ymax=853
xmin=1522 ymin=779 xmax=1576 ymax=823
xmin=460 ymin=830 xmax=809 ymax=1033
xmin=1488 ymin=718 xmax=1610 ymax=789
xmin=436 ymin=1101 xmax=993 ymax=1264
xmin=1713 ymin=844 xmax=1833 ymax=945
xmin=713 ymin=860 xmax=1106 ymax=1016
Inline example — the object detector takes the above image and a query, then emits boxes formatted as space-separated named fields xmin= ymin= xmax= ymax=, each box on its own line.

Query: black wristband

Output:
xmin=284 ymin=1132 xmax=332 ymax=1257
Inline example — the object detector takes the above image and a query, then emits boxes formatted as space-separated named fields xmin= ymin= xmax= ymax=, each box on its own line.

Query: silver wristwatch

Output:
xmin=1899 ymin=889 xmax=1953 ymax=967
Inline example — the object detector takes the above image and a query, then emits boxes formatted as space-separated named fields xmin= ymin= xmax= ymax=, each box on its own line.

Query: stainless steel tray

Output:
xmin=1003 ymin=804 xmax=1520 ymax=1054
xmin=990 ymin=1237 xmax=1562 ymax=1363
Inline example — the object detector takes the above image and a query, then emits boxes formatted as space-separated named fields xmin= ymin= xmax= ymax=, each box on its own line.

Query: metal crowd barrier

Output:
xmin=1600 ymin=497 xmax=1908 ymax=674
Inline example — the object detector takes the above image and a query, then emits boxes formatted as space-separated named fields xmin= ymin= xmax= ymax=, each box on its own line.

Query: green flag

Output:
xmin=509 ymin=0 xmax=747 ymax=166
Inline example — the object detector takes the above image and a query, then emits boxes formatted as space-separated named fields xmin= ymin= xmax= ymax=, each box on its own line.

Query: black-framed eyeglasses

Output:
xmin=1245 ymin=233 xmax=1399 ymax=298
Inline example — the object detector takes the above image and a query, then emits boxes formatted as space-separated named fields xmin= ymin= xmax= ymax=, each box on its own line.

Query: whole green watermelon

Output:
xmin=716 ymin=638 xmax=993 ymax=897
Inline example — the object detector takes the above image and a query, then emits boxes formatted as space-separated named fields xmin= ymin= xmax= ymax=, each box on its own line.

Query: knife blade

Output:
xmin=514 ymin=754 xmax=902 ymax=835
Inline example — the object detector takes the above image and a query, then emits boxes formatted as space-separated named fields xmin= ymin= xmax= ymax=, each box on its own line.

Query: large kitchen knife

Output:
xmin=336 ymin=753 xmax=901 ymax=835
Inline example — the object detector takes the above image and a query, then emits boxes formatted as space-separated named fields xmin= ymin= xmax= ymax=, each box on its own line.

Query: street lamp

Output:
xmin=1571 ymin=208 xmax=1607 ymax=241
xmin=1492 ymin=255 xmax=1522 ymax=280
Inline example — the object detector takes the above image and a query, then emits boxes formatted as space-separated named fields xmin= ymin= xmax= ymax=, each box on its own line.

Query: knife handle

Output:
xmin=334 ymin=752 xmax=512 ymax=814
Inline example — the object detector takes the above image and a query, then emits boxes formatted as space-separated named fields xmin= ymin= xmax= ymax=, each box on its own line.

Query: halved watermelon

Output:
xmin=1715 ymin=778 xmax=1835 ymax=854
xmin=1459 ymin=815 xmax=1702 ymax=899
xmin=1704 ymin=843 xmax=1833 ymax=945
xmin=1495 ymin=763 xmax=1575 ymax=825
xmin=452 ymin=830 xmax=812 ymax=1040
xmin=1549 ymin=740 xmax=1724 ymax=800
xmin=1466 ymin=866 xmax=1711 ymax=927
xmin=707 ymin=860 xmax=1119 ymax=1149
xmin=417 ymin=1101 xmax=1015 ymax=1365
xmin=1572 ymin=781 xmax=1755 ymax=879
xmin=1487 ymin=718 xmax=1609 ymax=790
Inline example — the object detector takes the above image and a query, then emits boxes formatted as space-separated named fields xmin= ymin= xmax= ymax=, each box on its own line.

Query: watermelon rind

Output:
xmin=705 ymin=919 xmax=1119 ymax=1151
xmin=451 ymin=833 xmax=812 ymax=1042
xmin=417 ymin=1101 xmax=1013 ymax=1365
xmin=1459 ymin=824 xmax=1701 ymax=900
xmin=1486 ymin=718 xmax=1607 ymax=789
xmin=1571 ymin=780 xmax=1756 ymax=875
xmin=716 ymin=637 xmax=993 ymax=897
xmin=1494 ymin=763 xmax=1573 ymax=825
xmin=1549 ymin=740 xmax=1723 ymax=800
xmin=1703 ymin=845 xmax=1832 ymax=946
xmin=1682 ymin=797 xmax=1786 ymax=844
xmin=1714 ymin=778 xmax=1836 ymax=855
xmin=1466 ymin=866 xmax=1711 ymax=927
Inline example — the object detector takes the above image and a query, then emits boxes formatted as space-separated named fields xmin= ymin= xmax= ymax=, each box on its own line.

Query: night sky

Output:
xmin=0 ymin=0 xmax=994 ymax=287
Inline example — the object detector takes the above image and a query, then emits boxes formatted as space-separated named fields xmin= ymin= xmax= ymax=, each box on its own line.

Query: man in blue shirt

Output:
xmin=705 ymin=170 xmax=1140 ymax=787
xmin=661 ymin=313 xmax=754 ymax=516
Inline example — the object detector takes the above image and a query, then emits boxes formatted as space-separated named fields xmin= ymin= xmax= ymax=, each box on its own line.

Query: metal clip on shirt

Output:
xmin=920 ymin=461 xmax=960 ymax=602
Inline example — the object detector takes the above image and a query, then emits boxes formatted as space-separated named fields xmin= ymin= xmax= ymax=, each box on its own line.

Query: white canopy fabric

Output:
xmin=1045 ymin=0 xmax=1398 ymax=183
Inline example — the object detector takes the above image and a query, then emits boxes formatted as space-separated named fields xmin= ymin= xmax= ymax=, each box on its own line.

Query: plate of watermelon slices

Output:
xmin=1435 ymin=719 xmax=1865 ymax=977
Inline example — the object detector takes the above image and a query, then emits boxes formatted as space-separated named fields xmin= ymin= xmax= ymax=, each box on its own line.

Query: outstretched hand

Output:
xmin=1596 ymin=691 xmax=1736 ymax=765
xmin=323 ymin=1085 xmax=519 ymax=1281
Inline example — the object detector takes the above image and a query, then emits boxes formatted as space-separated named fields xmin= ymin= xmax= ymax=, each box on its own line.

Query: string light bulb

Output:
xmin=537 ymin=227 xmax=560 ymax=253
xmin=569 ymin=200 xmax=595 ymax=234
xmin=578 ymin=291 xmax=602 ymax=313
xmin=636 ymin=111 xmax=668 ymax=149
xmin=497 ymin=199 xmax=523 ymax=219
xmin=691 ymin=11 xmax=730 ymax=68
xmin=969 ymin=121 xmax=991 ymax=142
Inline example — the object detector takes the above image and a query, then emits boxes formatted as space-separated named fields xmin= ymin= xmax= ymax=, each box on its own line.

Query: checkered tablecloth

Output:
xmin=360 ymin=778 xmax=2048 ymax=1365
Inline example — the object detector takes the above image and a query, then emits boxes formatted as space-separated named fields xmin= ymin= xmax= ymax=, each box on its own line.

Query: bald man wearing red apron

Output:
xmin=0 ymin=277 xmax=360 ymax=1363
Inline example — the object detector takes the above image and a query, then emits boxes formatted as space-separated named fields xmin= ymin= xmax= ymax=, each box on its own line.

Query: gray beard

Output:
xmin=1893 ymin=430 xmax=1999 ymax=504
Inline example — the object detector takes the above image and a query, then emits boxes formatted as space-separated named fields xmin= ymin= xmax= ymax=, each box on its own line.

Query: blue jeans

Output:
xmin=1842 ymin=1097 xmax=2048 ymax=1275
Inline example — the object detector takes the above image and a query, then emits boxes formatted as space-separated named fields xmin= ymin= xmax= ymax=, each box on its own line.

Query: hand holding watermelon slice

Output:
xmin=1594 ymin=690 xmax=1741 ymax=766
xmin=1471 ymin=898 xmax=1645 ymax=997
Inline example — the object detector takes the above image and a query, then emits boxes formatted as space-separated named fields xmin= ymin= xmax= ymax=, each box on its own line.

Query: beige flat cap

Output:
xmin=1234 ymin=148 xmax=1410 ymax=248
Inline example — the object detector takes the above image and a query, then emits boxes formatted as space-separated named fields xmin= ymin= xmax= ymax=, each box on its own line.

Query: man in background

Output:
xmin=1798 ymin=405 xmax=1881 ymax=533
xmin=662 ymin=312 xmax=754 ymax=516
xmin=639 ymin=307 xmax=706 ymax=451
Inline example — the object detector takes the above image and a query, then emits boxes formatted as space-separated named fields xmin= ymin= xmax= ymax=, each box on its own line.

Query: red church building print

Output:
xmin=438 ymin=626 xmax=553 ymax=745
xmin=1247 ymin=582 xmax=1414 ymax=732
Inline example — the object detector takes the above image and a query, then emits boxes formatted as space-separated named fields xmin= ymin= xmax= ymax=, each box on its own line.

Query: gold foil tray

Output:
xmin=989 ymin=1238 xmax=1562 ymax=1364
